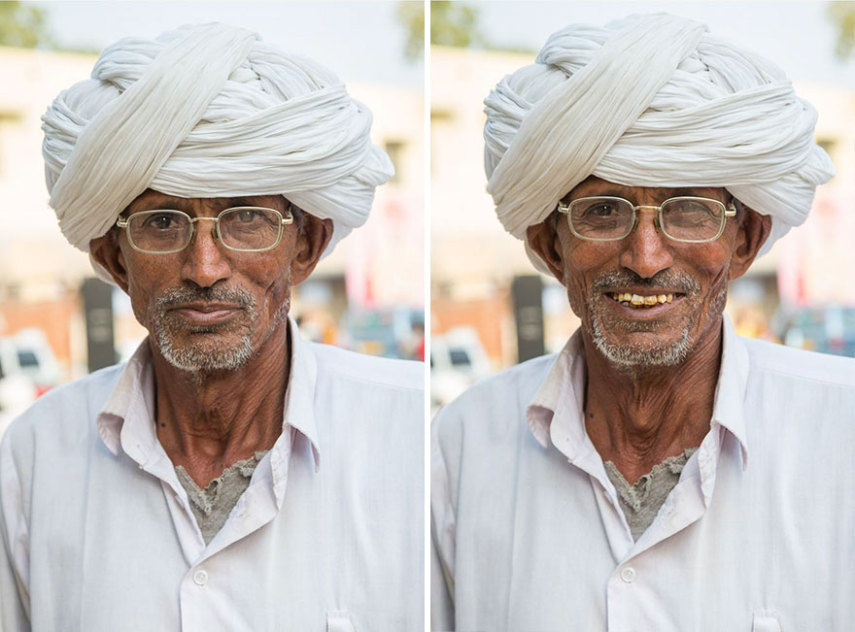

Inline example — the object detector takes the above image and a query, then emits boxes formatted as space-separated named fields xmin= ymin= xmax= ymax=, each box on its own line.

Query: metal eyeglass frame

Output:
xmin=556 ymin=196 xmax=737 ymax=243
xmin=115 ymin=206 xmax=294 ymax=254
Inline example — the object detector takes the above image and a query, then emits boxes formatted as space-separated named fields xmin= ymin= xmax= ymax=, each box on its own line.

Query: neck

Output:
xmin=150 ymin=321 xmax=291 ymax=487
xmin=582 ymin=318 xmax=723 ymax=484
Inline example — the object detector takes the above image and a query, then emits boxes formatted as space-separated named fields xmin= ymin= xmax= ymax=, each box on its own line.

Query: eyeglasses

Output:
xmin=557 ymin=196 xmax=737 ymax=243
xmin=115 ymin=207 xmax=294 ymax=254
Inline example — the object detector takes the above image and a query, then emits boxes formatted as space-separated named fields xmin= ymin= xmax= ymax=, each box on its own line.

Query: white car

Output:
xmin=430 ymin=327 xmax=493 ymax=415
xmin=0 ymin=330 xmax=62 ymax=435
xmin=0 ymin=329 xmax=61 ymax=394
xmin=0 ymin=372 xmax=37 ymax=436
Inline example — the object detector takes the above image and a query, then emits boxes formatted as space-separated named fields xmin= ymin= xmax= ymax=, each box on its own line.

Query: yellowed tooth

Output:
xmin=644 ymin=295 xmax=657 ymax=306
xmin=658 ymin=294 xmax=667 ymax=303
xmin=666 ymin=294 xmax=673 ymax=303
xmin=631 ymin=294 xmax=644 ymax=306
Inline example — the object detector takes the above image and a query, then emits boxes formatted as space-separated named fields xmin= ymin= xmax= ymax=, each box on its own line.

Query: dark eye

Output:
xmin=236 ymin=209 xmax=262 ymax=223
xmin=589 ymin=203 xmax=618 ymax=217
xmin=576 ymin=199 xmax=623 ymax=218
xmin=221 ymin=208 xmax=280 ymax=236
xmin=142 ymin=213 xmax=179 ymax=230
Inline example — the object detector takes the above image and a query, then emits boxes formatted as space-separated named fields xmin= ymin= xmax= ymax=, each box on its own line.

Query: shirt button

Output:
xmin=193 ymin=570 xmax=208 ymax=586
xmin=620 ymin=567 xmax=636 ymax=583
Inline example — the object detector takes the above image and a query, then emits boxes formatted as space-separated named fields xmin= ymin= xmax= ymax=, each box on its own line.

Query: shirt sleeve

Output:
xmin=430 ymin=412 xmax=457 ymax=631
xmin=0 ymin=432 xmax=32 ymax=631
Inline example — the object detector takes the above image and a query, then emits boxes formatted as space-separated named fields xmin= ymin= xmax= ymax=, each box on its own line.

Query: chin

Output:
xmin=160 ymin=339 xmax=256 ymax=373
xmin=591 ymin=322 xmax=693 ymax=369
xmin=154 ymin=325 xmax=257 ymax=373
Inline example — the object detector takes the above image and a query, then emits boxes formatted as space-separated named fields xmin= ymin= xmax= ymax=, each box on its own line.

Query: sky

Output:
xmin=477 ymin=1 xmax=855 ymax=89
xmin=32 ymin=1 xmax=423 ymax=88
xmin=33 ymin=2 xmax=854 ymax=91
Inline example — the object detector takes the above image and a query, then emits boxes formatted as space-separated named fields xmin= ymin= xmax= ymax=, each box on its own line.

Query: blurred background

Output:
xmin=0 ymin=1 xmax=425 ymax=430
xmin=430 ymin=1 xmax=855 ymax=411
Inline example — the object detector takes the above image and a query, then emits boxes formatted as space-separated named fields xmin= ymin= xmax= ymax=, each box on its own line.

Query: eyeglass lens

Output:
xmin=569 ymin=197 xmax=726 ymax=242
xmin=126 ymin=208 xmax=283 ymax=253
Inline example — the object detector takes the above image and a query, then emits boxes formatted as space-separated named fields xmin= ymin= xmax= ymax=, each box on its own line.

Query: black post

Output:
xmin=81 ymin=278 xmax=115 ymax=373
xmin=511 ymin=275 xmax=545 ymax=363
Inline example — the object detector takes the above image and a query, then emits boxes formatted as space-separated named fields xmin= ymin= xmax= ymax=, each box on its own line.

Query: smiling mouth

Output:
xmin=609 ymin=292 xmax=676 ymax=308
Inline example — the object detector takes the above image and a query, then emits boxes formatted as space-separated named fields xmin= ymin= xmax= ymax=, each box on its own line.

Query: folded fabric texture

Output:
xmin=483 ymin=13 xmax=835 ymax=271
xmin=43 ymin=22 xmax=393 ymax=267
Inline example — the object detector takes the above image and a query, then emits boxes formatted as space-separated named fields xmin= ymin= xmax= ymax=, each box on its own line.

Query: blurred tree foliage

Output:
xmin=398 ymin=1 xmax=484 ymax=61
xmin=829 ymin=2 xmax=855 ymax=60
xmin=0 ymin=1 xmax=52 ymax=48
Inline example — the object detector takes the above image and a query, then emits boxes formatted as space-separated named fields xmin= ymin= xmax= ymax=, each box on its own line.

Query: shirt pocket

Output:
xmin=752 ymin=610 xmax=781 ymax=632
xmin=327 ymin=611 xmax=357 ymax=632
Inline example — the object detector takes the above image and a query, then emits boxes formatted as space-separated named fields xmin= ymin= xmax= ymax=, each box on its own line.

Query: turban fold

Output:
xmin=43 ymin=22 xmax=393 ymax=264
xmin=483 ymin=13 xmax=835 ymax=270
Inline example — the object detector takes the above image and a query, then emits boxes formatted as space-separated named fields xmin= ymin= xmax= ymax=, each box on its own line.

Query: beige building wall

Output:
xmin=0 ymin=47 xmax=95 ymax=299
xmin=431 ymin=45 xmax=855 ymax=364
xmin=431 ymin=47 xmax=531 ymax=299
xmin=0 ymin=46 xmax=424 ymax=375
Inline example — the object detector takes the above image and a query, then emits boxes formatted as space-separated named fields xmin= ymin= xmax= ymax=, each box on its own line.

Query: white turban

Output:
xmin=42 ymin=22 xmax=393 ymax=268
xmin=483 ymin=13 xmax=835 ymax=271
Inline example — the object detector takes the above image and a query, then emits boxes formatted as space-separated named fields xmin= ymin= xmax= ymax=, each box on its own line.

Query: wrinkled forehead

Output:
xmin=565 ymin=176 xmax=728 ymax=203
xmin=124 ymin=189 xmax=288 ymax=215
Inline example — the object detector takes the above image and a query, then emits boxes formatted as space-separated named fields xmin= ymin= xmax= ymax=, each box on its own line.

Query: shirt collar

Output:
xmin=525 ymin=315 xmax=751 ymax=466
xmin=283 ymin=316 xmax=321 ymax=469
xmin=710 ymin=315 xmax=750 ymax=466
xmin=96 ymin=316 xmax=321 ymax=470
xmin=526 ymin=329 xmax=587 ymax=456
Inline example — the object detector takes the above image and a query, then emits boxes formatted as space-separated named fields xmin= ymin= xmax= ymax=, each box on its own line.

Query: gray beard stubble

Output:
xmin=588 ymin=270 xmax=726 ymax=369
xmin=151 ymin=286 xmax=288 ymax=373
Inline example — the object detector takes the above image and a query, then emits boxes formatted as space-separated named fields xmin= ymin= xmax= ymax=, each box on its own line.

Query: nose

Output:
xmin=180 ymin=218 xmax=232 ymax=288
xmin=618 ymin=208 xmax=674 ymax=280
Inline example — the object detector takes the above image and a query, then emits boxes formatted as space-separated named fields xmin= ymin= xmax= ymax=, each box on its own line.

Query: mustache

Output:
xmin=156 ymin=286 xmax=256 ymax=310
xmin=592 ymin=270 xmax=701 ymax=295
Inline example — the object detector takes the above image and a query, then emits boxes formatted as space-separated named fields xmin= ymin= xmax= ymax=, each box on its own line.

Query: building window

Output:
xmin=384 ymin=140 xmax=405 ymax=183
xmin=817 ymin=138 xmax=836 ymax=161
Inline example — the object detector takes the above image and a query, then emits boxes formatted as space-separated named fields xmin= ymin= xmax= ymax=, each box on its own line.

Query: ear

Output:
xmin=728 ymin=207 xmax=772 ymax=281
xmin=89 ymin=231 xmax=130 ymax=293
xmin=290 ymin=215 xmax=334 ymax=285
xmin=526 ymin=215 xmax=566 ymax=284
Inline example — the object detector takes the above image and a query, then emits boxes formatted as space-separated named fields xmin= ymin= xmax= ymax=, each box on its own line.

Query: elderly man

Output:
xmin=0 ymin=24 xmax=423 ymax=631
xmin=432 ymin=13 xmax=855 ymax=631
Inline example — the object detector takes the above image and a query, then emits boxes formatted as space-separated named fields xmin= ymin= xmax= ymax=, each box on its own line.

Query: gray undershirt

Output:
xmin=175 ymin=451 xmax=268 ymax=544
xmin=604 ymin=448 xmax=697 ymax=541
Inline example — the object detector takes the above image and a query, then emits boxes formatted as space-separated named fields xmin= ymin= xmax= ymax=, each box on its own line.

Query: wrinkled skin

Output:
xmin=91 ymin=189 xmax=332 ymax=486
xmin=527 ymin=176 xmax=771 ymax=482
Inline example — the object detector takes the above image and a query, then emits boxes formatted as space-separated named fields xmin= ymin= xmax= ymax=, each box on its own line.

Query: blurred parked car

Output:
xmin=777 ymin=305 xmax=855 ymax=357
xmin=0 ymin=329 xmax=61 ymax=397
xmin=338 ymin=308 xmax=425 ymax=360
xmin=0 ymin=372 xmax=37 ymax=436
xmin=431 ymin=327 xmax=493 ymax=414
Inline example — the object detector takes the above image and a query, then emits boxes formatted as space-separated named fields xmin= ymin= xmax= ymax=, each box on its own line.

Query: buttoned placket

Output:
xmin=529 ymin=320 xmax=751 ymax=630
xmin=116 ymin=368 xmax=302 ymax=631
xmin=97 ymin=318 xmax=322 ymax=631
